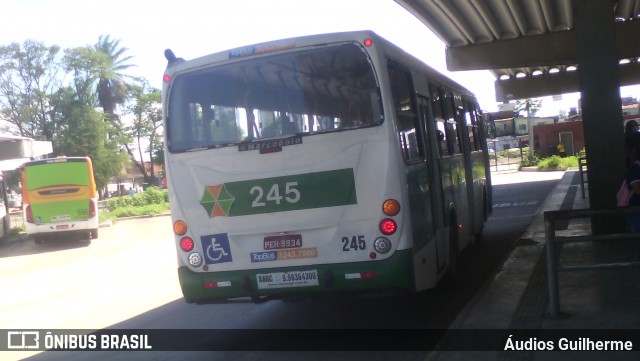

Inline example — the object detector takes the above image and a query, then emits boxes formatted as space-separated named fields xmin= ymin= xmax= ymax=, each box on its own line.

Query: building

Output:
xmin=487 ymin=97 xmax=639 ymax=157
xmin=532 ymin=121 xmax=585 ymax=157
xmin=485 ymin=110 xmax=556 ymax=152
xmin=105 ymin=162 xmax=165 ymax=197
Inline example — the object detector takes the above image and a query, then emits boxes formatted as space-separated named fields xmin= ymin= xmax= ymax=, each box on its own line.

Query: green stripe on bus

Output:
xmin=200 ymin=168 xmax=357 ymax=218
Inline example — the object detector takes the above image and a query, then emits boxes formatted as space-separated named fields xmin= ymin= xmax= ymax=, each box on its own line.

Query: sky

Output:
xmin=0 ymin=0 xmax=638 ymax=117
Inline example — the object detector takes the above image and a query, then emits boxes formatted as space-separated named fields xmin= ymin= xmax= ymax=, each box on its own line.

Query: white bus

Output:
xmin=162 ymin=31 xmax=492 ymax=303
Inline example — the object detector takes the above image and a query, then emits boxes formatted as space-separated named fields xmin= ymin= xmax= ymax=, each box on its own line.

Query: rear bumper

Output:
xmin=25 ymin=218 xmax=99 ymax=236
xmin=178 ymin=249 xmax=415 ymax=303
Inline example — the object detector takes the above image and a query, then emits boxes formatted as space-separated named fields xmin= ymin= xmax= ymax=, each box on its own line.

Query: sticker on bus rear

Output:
xmin=201 ymin=233 xmax=233 ymax=264
xmin=264 ymin=234 xmax=302 ymax=250
xmin=250 ymin=247 xmax=317 ymax=263
xmin=250 ymin=251 xmax=277 ymax=263
xmin=200 ymin=169 xmax=357 ymax=218
xmin=256 ymin=269 xmax=319 ymax=289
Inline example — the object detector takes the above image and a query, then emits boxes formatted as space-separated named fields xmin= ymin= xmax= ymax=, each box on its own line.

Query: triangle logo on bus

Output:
xmin=200 ymin=184 xmax=235 ymax=218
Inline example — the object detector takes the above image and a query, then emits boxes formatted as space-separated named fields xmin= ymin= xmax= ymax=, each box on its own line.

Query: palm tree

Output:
xmin=94 ymin=35 xmax=136 ymax=118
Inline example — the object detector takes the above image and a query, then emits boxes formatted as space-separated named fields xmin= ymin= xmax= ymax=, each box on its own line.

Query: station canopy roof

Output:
xmin=0 ymin=134 xmax=52 ymax=170
xmin=395 ymin=0 xmax=640 ymax=101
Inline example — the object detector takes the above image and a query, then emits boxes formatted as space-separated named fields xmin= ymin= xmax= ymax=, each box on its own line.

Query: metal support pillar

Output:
xmin=573 ymin=0 xmax=625 ymax=233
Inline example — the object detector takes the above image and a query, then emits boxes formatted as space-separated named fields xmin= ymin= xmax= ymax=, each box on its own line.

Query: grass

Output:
xmin=537 ymin=155 xmax=579 ymax=170
xmin=99 ymin=187 xmax=170 ymax=224
xmin=99 ymin=203 xmax=170 ymax=224
xmin=491 ymin=147 xmax=581 ymax=171
xmin=8 ymin=225 xmax=25 ymax=237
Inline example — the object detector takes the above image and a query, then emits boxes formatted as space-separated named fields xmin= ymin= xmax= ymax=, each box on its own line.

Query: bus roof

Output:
xmin=162 ymin=30 xmax=476 ymax=102
xmin=23 ymin=156 xmax=91 ymax=167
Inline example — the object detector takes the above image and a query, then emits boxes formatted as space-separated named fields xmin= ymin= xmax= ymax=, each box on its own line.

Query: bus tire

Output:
xmin=90 ymin=229 xmax=99 ymax=239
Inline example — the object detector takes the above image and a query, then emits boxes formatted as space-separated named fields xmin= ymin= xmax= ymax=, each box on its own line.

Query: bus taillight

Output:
xmin=180 ymin=237 xmax=194 ymax=252
xmin=373 ymin=237 xmax=392 ymax=254
xmin=173 ymin=220 xmax=188 ymax=236
xmin=89 ymin=200 xmax=96 ymax=218
xmin=379 ymin=218 xmax=397 ymax=235
xmin=188 ymin=252 xmax=202 ymax=267
xmin=382 ymin=199 xmax=400 ymax=216
xmin=25 ymin=205 xmax=34 ymax=223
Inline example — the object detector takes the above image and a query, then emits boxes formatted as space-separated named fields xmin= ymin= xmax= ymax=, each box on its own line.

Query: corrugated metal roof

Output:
xmin=400 ymin=0 xmax=576 ymax=46
xmin=395 ymin=0 xmax=640 ymax=100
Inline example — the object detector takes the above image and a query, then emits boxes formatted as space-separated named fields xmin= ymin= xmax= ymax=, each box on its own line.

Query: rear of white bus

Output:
xmin=163 ymin=31 xmax=415 ymax=303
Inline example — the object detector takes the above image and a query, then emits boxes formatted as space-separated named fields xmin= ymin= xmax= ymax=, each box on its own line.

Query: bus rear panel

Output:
xmin=22 ymin=157 xmax=99 ymax=242
xmin=163 ymin=31 xmax=490 ymax=303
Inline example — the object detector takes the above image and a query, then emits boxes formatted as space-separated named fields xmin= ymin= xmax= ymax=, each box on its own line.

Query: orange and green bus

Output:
xmin=22 ymin=157 xmax=99 ymax=243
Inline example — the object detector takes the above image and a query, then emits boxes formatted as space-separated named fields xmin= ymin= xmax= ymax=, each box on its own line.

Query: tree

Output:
xmin=93 ymin=35 xmax=136 ymax=120
xmin=0 ymin=40 xmax=62 ymax=139
xmin=51 ymin=89 xmax=125 ymax=193
xmin=122 ymin=80 xmax=163 ymax=185
xmin=515 ymin=98 xmax=543 ymax=118
xmin=62 ymin=46 xmax=106 ymax=107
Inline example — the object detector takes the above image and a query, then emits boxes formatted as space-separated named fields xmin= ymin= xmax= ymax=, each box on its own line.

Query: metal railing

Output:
xmin=578 ymin=155 xmax=588 ymax=198
xmin=97 ymin=200 xmax=109 ymax=213
xmin=9 ymin=212 xmax=23 ymax=229
xmin=544 ymin=207 xmax=640 ymax=318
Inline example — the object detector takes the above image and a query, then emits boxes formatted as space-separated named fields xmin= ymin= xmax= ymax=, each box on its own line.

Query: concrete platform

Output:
xmin=430 ymin=170 xmax=640 ymax=360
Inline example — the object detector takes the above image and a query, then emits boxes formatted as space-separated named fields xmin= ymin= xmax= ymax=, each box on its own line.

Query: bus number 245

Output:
xmin=342 ymin=235 xmax=365 ymax=251
xmin=250 ymin=182 xmax=301 ymax=207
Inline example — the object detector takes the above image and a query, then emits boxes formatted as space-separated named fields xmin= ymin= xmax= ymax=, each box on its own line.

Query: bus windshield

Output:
xmin=167 ymin=43 xmax=382 ymax=153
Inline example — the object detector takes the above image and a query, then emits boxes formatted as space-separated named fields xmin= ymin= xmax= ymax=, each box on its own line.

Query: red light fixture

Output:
xmin=379 ymin=218 xmax=397 ymax=235
xmin=25 ymin=205 xmax=34 ymax=223
xmin=163 ymin=74 xmax=171 ymax=83
xmin=89 ymin=200 xmax=96 ymax=218
xmin=180 ymin=236 xmax=195 ymax=252
xmin=364 ymin=38 xmax=373 ymax=47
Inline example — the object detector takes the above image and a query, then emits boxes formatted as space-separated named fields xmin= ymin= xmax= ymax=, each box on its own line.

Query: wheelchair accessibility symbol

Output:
xmin=201 ymin=233 xmax=233 ymax=264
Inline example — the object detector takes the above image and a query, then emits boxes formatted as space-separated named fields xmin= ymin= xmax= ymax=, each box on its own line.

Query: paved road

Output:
xmin=0 ymin=171 xmax=565 ymax=361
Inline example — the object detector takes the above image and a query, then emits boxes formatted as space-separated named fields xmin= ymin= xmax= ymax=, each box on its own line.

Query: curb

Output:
xmin=0 ymin=233 xmax=30 ymax=247
xmin=1 ymin=213 xmax=171 ymax=245
xmin=426 ymin=170 xmax=576 ymax=360
xmin=101 ymin=212 xmax=171 ymax=226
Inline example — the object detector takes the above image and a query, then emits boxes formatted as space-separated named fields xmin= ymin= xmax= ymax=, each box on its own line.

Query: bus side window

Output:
xmin=464 ymin=100 xmax=481 ymax=151
xmin=388 ymin=62 xmax=423 ymax=163
xmin=442 ymin=91 xmax=462 ymax=155
xmin=430 ymin=86 xmax=450 ymax=157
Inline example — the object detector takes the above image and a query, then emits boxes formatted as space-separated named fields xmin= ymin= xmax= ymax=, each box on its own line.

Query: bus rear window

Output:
xmin=167 ymin=43 xmax=382 ymax=152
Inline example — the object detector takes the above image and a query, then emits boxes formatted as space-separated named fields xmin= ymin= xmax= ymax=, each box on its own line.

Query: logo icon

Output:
xmin=201 ymin=233 xmax=233 ymax=264
xmin=250 ymin=251 xmax=277 ymax=263
xmin=8 ymin=331 xmax=39 ymax=349
xmin=200 ymin=184 xmax=235 ymax=218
